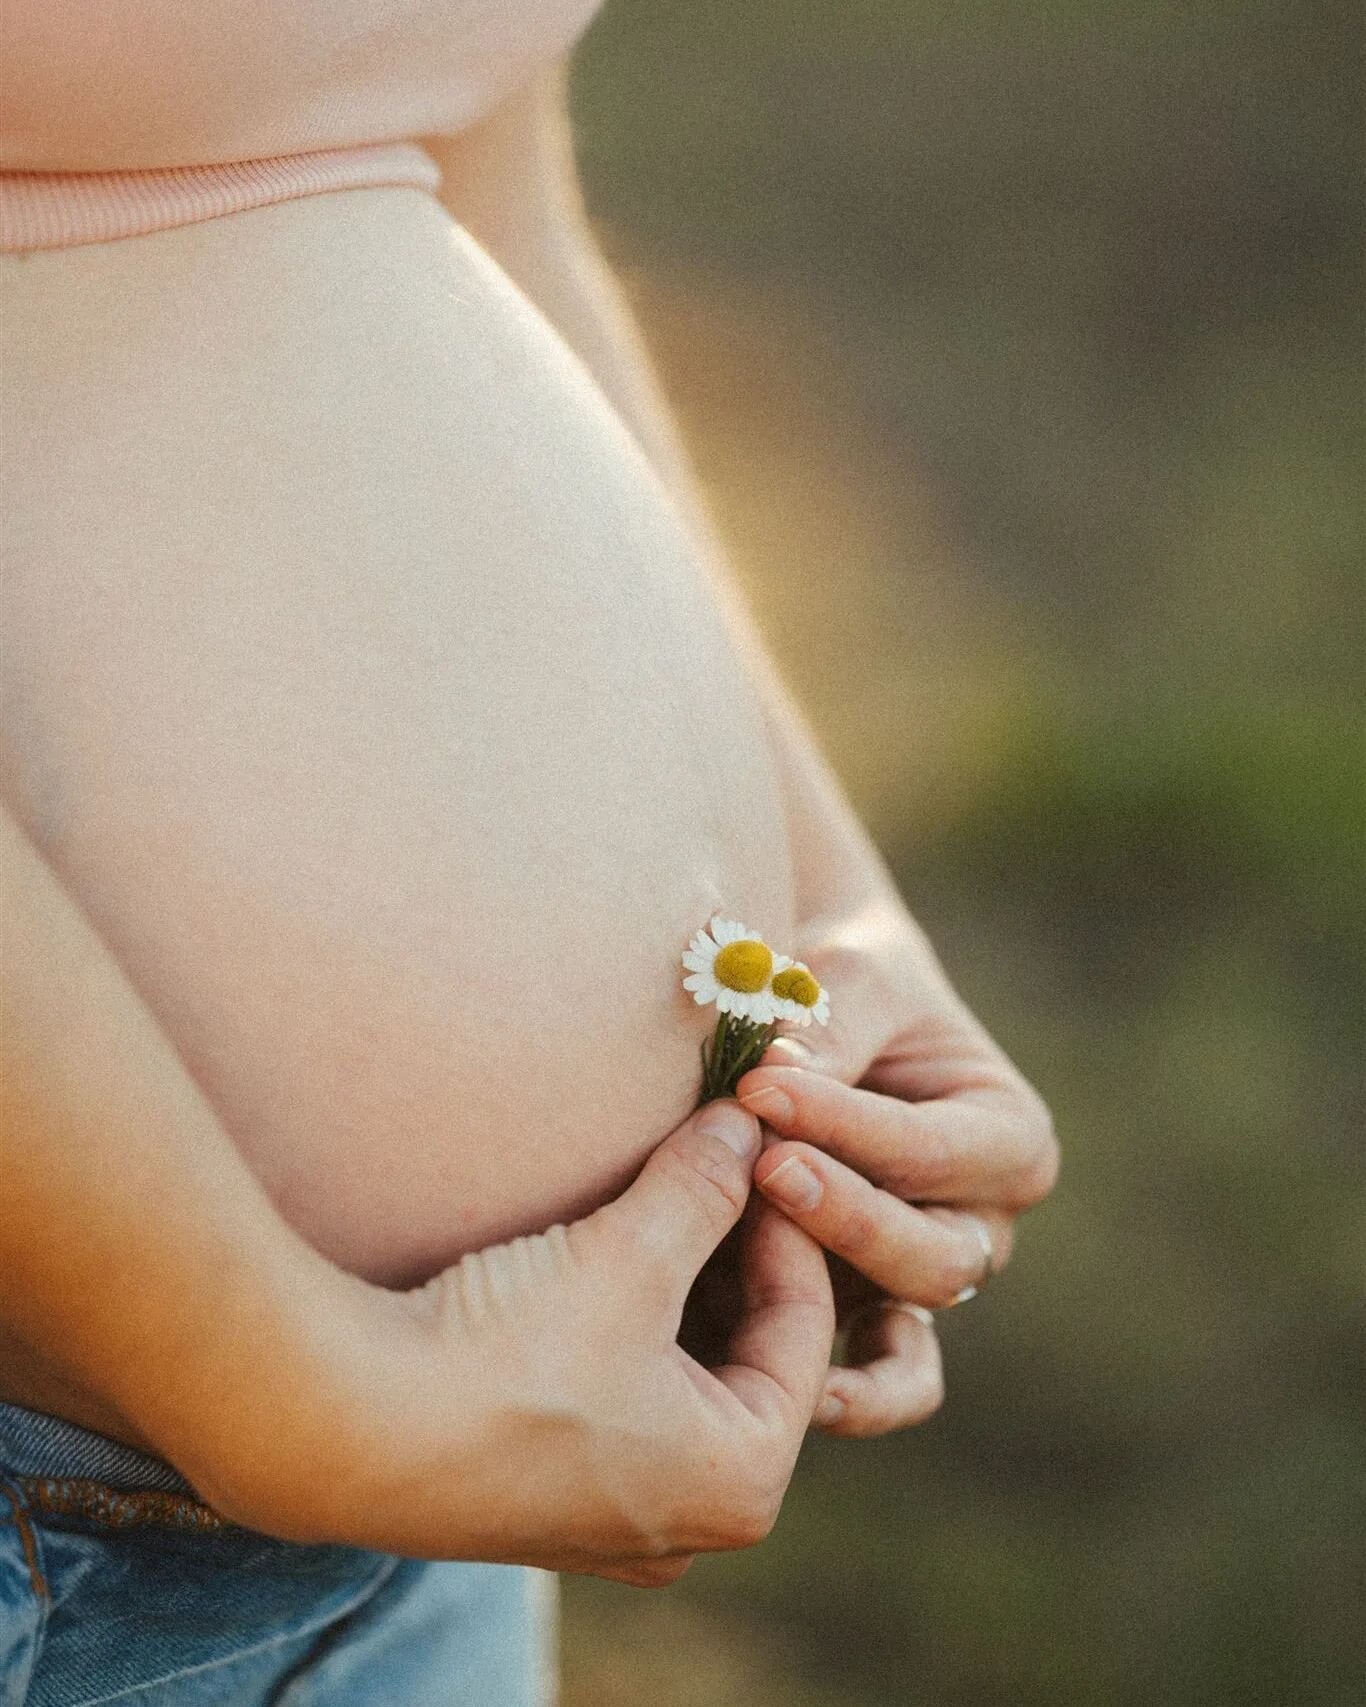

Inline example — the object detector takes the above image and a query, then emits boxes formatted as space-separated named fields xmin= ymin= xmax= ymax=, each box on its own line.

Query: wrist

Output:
xmin=191 ymin=1262 xmax=522 ymax=1558
xmin=132 ymin=1244 xmax=430 ymax=1543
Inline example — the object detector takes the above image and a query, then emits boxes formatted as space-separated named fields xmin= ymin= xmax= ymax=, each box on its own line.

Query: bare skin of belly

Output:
xmin=0 ymin=185 xmax=795 ymax=1396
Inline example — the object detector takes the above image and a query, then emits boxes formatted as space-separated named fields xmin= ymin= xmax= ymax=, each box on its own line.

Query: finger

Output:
xmin=813 ymin=1302 xmax=945 ymax=1437
xmin=523 ymin=1543 xmax=698 ymax=1587
xmin=593 ymin=1555 xmax=697 ymax=1589
xmin=761 ymin=934 xmax=1022 ymax=1094
xmin=753 ymin=1142 xmax=994 ymax=1308
xmin=713 ymin=1196 xmax=836 ymax=1434
xmin=738 ymin=1065 xmax=1044 ymax=1206
xmin=920 ymin=1205 xmax=1016 ymax=1288
xmin=758 ymin=933 xmax=910 ymax=1085
xmin=585 ymin=1100 xmax=760 ymax=1307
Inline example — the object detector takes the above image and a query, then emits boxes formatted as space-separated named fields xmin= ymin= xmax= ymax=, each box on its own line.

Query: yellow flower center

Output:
xmin=772 ymin=966 xmax=821 ymax=1007
xmin=713 ymin=939 xmax=774 ymax=993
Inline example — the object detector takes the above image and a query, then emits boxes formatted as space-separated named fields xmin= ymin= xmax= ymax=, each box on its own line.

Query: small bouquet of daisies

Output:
xmin=682 ymin=915 xmax=830 ymax=1103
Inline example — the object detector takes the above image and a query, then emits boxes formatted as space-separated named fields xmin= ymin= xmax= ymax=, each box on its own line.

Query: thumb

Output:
xmin=586 ymin=1099 xmax=761 ymax=1303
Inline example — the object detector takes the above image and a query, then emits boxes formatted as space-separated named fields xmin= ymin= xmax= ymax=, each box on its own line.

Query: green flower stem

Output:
xmin=699 ymin=1014 xmax=780 ymax=1103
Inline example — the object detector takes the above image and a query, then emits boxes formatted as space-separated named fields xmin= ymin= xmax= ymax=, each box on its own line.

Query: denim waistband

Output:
xmin=0 ymin=1402 xmax=194 ymax=1495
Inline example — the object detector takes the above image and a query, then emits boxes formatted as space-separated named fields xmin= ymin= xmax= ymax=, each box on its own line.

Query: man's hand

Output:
xmin=733 ymin=910 xmax=1059 ymax=1438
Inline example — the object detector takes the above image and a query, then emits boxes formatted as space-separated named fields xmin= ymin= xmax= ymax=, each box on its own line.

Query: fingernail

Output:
xmin=961 ymin=1215 xmax=994 ymax=1268
xmin=738 ymin=1083 xmax=795 ymax=1123
xmin=894 ymin=1303 xmax=936 ymax=1327
xmin=760 ymin=1156 xmax=823 ymax=1211
xmin=814 ymin=1391 xmax=845 ymax=1427
xmin=950 ymin=1286 xmax=978 ymax=1306
xmin=766 ymin=1037 xmax=813 ymax=1066
xmin=696 ymin=1100 xmax=760 ymax=1157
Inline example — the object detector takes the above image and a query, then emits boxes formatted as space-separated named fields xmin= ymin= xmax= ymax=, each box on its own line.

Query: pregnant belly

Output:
xmin=0 ymin=188 xmax=794 ymax=1285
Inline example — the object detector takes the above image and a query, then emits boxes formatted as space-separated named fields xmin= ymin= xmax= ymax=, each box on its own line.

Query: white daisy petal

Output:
xmin=682 ymin=914 xmax=787 ymax=1027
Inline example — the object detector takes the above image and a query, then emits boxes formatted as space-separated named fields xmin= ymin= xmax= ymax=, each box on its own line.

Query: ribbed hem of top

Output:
xmin=0 ymin=141 xmax=443 ymax=253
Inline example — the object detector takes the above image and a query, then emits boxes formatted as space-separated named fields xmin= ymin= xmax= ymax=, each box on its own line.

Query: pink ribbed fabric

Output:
xmin=0 ymin=144 xmax=443 ymax=253
xmin=0 ymin=0 xmax=607 ymax=253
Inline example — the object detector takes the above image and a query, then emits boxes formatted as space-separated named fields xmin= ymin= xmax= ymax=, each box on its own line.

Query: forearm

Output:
xmin=0 ymin=804 xmax=410 ymax=1526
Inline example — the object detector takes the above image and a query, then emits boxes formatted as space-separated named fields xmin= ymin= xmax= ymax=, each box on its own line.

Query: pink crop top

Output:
xmin=0 ymin=0 xmax=605 ymax=251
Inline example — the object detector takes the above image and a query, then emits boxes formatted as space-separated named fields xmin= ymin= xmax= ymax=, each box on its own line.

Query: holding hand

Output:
xmin=735 ymin=909 xmax=1059 ymax=1438
xmin=229 ymin=1100 xmax=835 ymax=1587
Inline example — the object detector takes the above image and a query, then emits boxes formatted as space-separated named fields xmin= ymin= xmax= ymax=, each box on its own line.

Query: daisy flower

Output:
xmin=770 ymin=962 xmax=831 ymax=1027
xmin=682 ymin=914 xmax=831 ymax=1101
xmin=682 ymin=915 xmax=784 ymax=1025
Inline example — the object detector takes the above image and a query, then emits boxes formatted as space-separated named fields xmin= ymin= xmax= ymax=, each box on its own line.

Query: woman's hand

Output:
xmin=734 ymin=906 xmax=1059 ymax=1439
xmin=3 ymin=786 xmax=831 ymax=1586
xmin=224 ymin=1100 xmax=835 ymax=1588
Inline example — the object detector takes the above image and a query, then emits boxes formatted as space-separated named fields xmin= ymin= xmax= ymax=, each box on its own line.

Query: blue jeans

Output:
xmin=0 ymin=1404 xmax=557 ymax=1705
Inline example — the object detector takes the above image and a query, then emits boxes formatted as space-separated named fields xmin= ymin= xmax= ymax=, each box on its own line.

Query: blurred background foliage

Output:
xmin=560 ymin=2 xmax=1363 ymax=1704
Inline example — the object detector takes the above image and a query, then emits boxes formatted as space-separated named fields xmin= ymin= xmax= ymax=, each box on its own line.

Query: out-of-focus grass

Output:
xmin=562 ymin=3 xmax=1363 ymax=1703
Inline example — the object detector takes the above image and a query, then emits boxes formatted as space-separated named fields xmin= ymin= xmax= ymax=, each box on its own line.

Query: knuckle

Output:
xmin=832 ymin=1202 xmax=881 ymax=1261
xmin=725 ymin=1487 xmax=782 ymax=1550
xmin=898 ymin=1129 xmax=955 ymax=1196
xmin=825 ymin=1095 xmax=870 ymax=1153
xmin=662 ymin=1141 xmax=749 ymax=1224
xmin=690 ymin=1470 xmax=784 ymax=1552
xmin=685 ymin=1134 xmax=753 ymax=1215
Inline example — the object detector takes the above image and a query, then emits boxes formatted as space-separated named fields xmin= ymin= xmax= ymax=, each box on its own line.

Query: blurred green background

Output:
xmin=560 ymin=3 xmax=1364 ymax=1704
